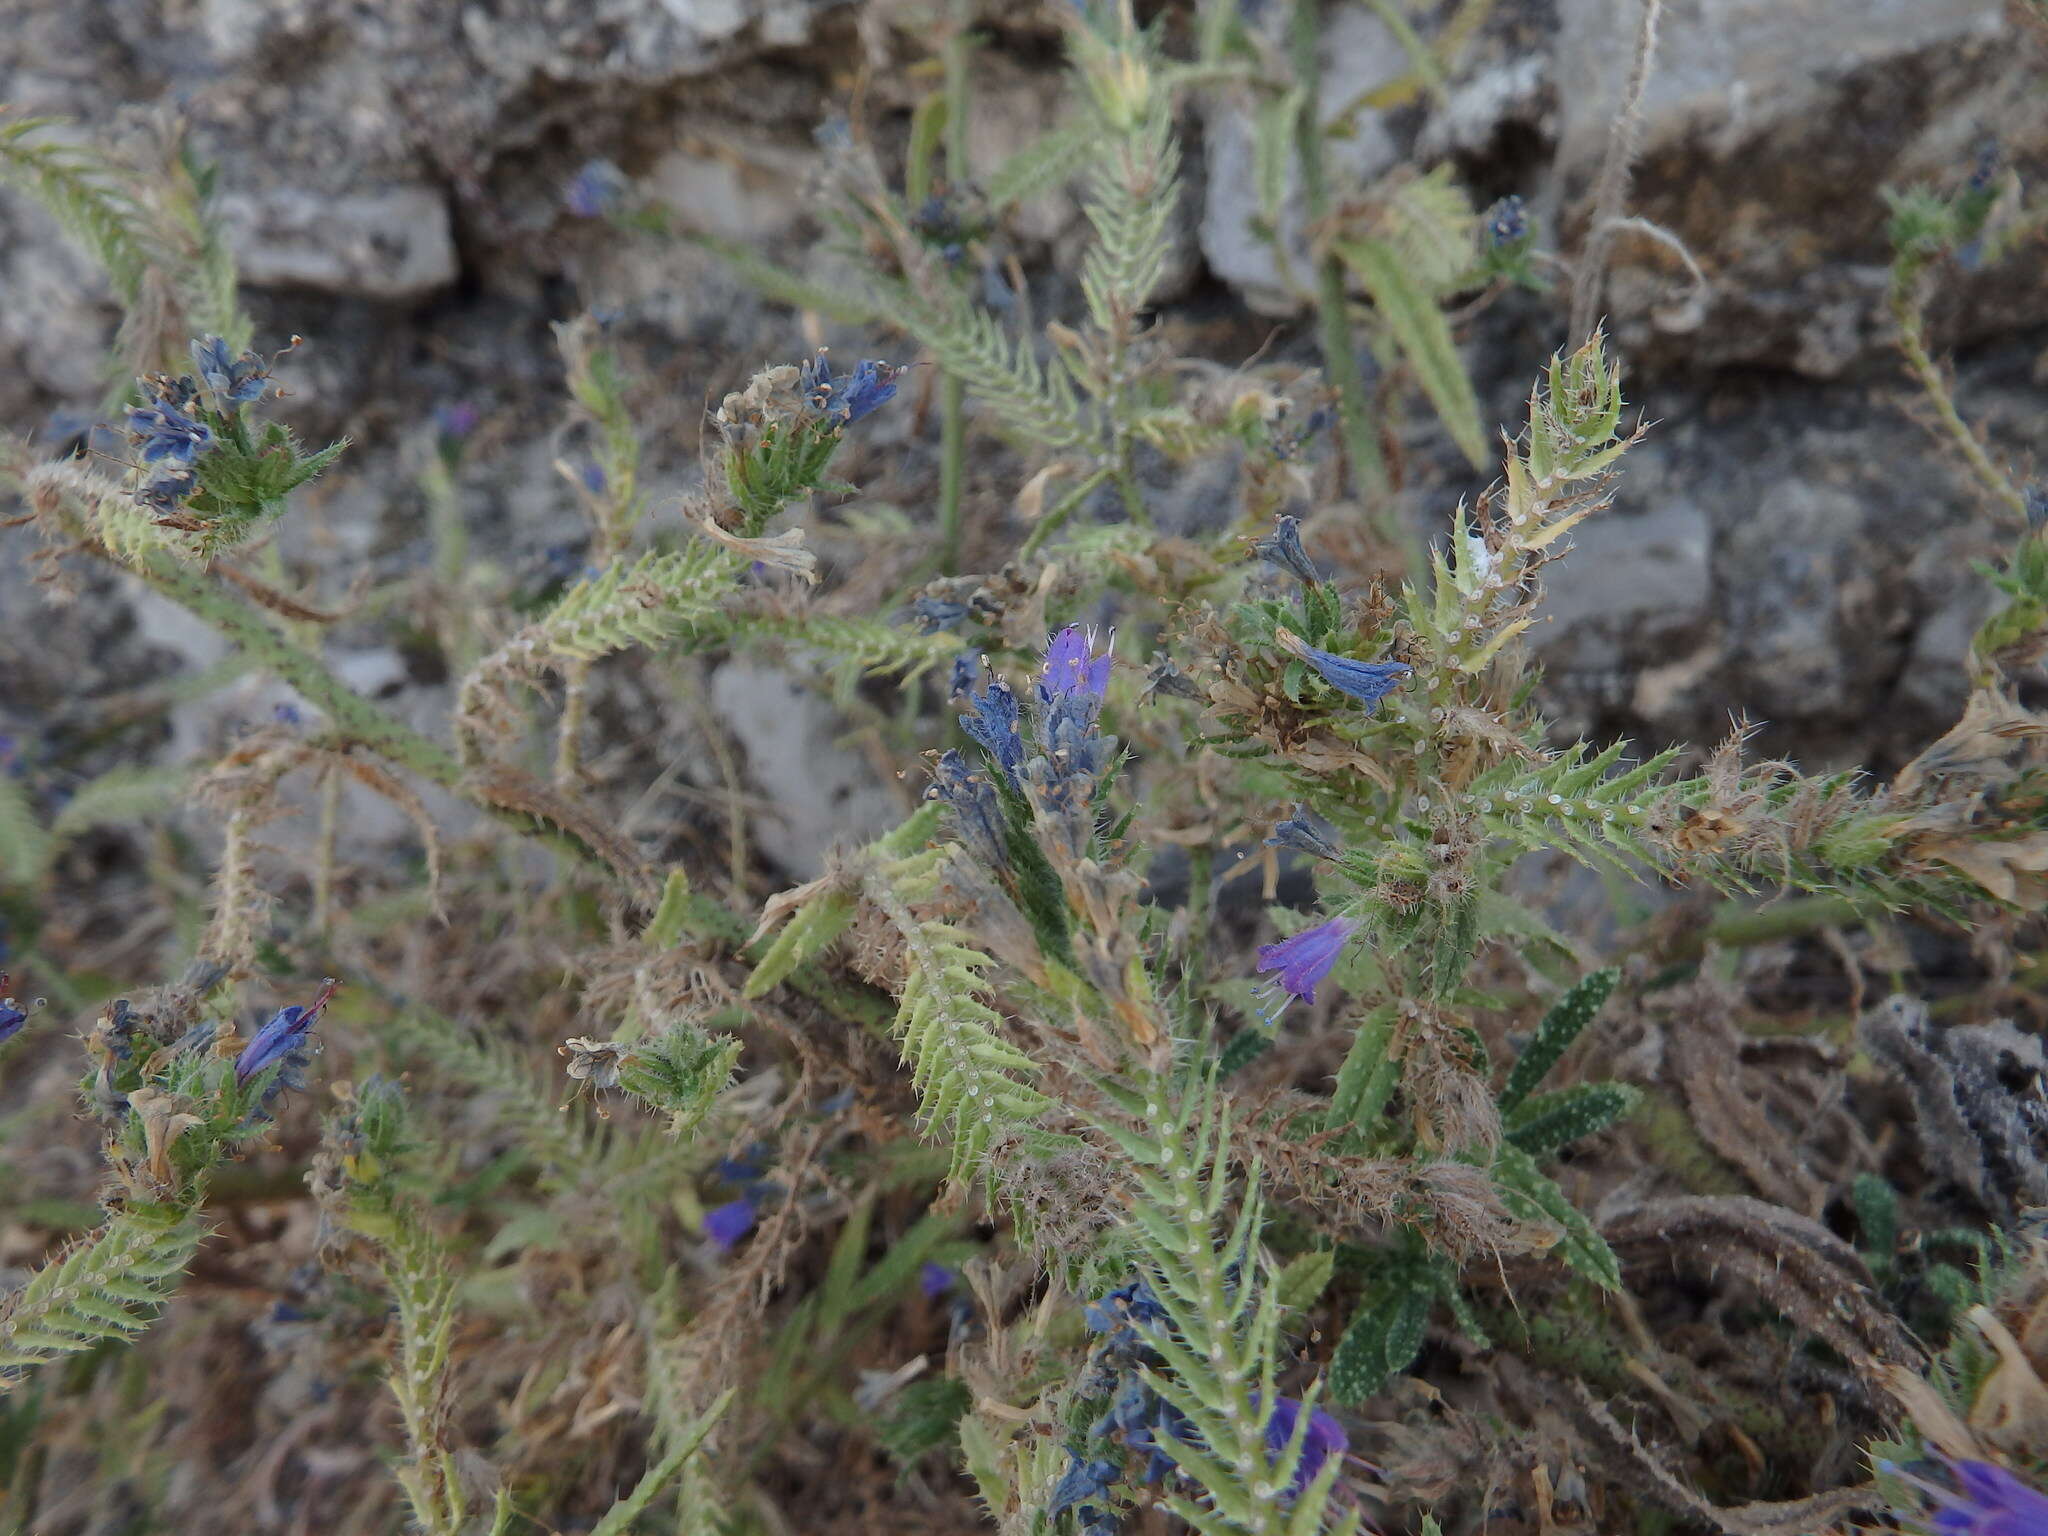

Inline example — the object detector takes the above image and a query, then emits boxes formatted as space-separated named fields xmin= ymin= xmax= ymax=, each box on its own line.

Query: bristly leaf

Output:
xmin=1329 ymin=1271 xmax=1431 ymax=1405
xmin=0 ymin=1206 xmax=205 ymax=1392
xmin=1336 ymin=231 xmax=1489 ymax=470
xmin=1498 ymin=968 xmax=1620 ymax=1111
xmin=1504 ymin=1082 xmax=1640 ymax=1159
xmin=1487 ymin=1145 xmax=1622 ymax=1291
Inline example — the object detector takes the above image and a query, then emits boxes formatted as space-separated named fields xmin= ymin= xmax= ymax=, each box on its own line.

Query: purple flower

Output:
xmin=1252 ymin=516 xmax=1323 ymax=585
xmin=1261 ymin=1395 xmax=1348 ymax=1493
xmin=920 ymin=1261 xmax=955 ymax=1299
xmin=704 ymin=1197 xmax=757 ymax=1251
xmin=579 ymin=462 xmax=608 ymax=495
xmin=1255 ymin=916 xmax=1357 ymax=1007
xmin=234 ymin=978 xmax=339 ymax=1086
xmin=1882 ymin=1457 xmax=2048 ymax=1536
xmin=1040 ymin=625 xmax=1113 ymax=703
xmin=435 ymin=402 xmax=480 ymax=442
xmin=1276 ymin=628 xmax=1411 ymax=714
xmin=564 ymin=159 xmax=627 ymax=218
xmin=190 ymin=335 xmax=271 ymax=405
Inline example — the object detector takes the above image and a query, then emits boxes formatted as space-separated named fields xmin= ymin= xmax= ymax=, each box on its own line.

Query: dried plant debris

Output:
xmin=1860 ymin=995 xmax=2048 ymax=1222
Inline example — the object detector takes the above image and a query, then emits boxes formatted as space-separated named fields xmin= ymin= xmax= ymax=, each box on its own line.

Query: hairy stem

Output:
xmin=1889 ymin=255 xmax=2032 ymax=524
xmin=1567 ymin=0 xmax=1663 ymax=344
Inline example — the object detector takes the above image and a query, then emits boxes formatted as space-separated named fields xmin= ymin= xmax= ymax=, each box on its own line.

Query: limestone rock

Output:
xmin=217 ymin=187 xmax=459 ymax=299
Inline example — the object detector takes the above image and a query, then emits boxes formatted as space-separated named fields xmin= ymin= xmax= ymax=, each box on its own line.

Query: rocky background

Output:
xmin=2 ymin=0 xmax=2044 ymax=880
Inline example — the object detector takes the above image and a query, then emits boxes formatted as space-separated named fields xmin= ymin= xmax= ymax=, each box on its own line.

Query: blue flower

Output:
xmin=127 ymin=398 xmax=211 ymax=467
xmin=190 ymin=336 xmax=271 ymax=405
xmin=927 ymin=748 xmax=1009 ymax=873
xmin=1264 ymin=808 xmax=1340 ymax=862
xmin=1255 ymin=916 xmax=1357 ymax=1008
xmin=1275 ymin=628 xmax=1411 ymax=714
xmin=1031 ymin=627 xmax=1117 ymax=831
xmin=959 ymin=677 xmax=1026 ymax=781
xmin=801 ymin=350 xmax=902 ymax=426
xmin=704 ymin=1197 xmax=757 ymax=1251
xmin=949 ymin=649 xmax=981 ymax=700
xmin=1085 ymin=1278 xmax=1169 ymax=1355
xmin=0 ymin=973 xmax=27 ymax=1046
xmin=234 ymin=978 xmax=340 ymax=1087
xmin=564 ymin=159 xmax=628 ymax=218
xmin=920 ymin=1261 xmax=956 ymax=1299
xmin=137 ymin=464 xmax=199 ymax=515
xmin=1252 ymin=516 xmax=1323 ymax=585
xmin=1046 ymin=1453 xmax=1123 ymax=1534
xmin=1260 ymin=1394 xmax=1348 ymax=1493
xmin=909 ymin=596 xmax=971 ymax=634
xmin=1484 ymin=194 xmax=1529 ymax=248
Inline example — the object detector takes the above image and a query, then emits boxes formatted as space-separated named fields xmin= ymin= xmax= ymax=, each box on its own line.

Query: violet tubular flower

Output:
xmin=234 ymin=978 xmax=340 ymax=1087
xmin=1261 ymin=1395 xmax=1349 ymax=1494
xmin=1275 ymin=627 xmax=1411 ymax=714
xmin=1885 ymin=1456 xmax=2048 ymax=1536
xmin=1255 ymin=916 xmax=1358 ymax=1011
xmin=1040 ymin=624 xmax=1113 ymax=704
xmin=704 ymin=1197 xmax=758 ymax=1251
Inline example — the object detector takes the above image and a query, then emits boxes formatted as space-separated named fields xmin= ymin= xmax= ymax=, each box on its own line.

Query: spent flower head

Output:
xmin=1252 ymin=516 xmax=1324 ymax=585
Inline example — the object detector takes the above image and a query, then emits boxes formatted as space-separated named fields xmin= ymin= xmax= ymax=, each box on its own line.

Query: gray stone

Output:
xmin=708 ymin=656 xmax=906 ymax=878
xmin=217 ymin=187 xmax=459 ymax=299
xmin=1551 ymin=0 xmax=2048 ymax=374
xmin=1198 ymin=4 xmax=1403 ymax=313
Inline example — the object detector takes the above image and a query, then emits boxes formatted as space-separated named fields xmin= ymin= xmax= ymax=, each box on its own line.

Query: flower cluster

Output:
xmin=125 ymin=336 xmax=279 ymax=517
xmin=936 ymin=626 xmax=1122 ymax=867
xmin=127 ymin=377 xmax=213 ymax=515
xmin=799 ymin=349 xmax=903 ymax=428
